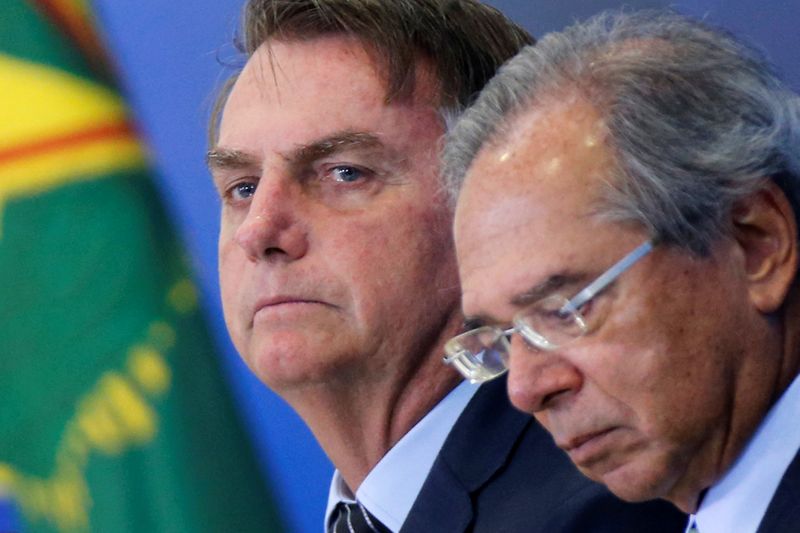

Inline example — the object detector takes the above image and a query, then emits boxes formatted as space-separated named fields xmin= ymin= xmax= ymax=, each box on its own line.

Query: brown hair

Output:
xmin=209 ymin=0 xmax=532 ymax=143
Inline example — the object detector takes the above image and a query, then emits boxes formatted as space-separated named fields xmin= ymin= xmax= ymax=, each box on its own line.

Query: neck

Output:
xmin=289 ymin=363 xmax=461 ymax=491
xmin=278 ymin=313 xmax=465 ymax=492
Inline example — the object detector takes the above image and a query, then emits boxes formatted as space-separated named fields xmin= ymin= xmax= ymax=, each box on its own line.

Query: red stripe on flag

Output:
xmin=0 ymin=121 xmax=137 ymax=166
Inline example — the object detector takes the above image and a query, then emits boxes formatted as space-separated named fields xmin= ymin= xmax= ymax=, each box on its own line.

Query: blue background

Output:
xmin=5 ymin=1 xmax=796 ymax=532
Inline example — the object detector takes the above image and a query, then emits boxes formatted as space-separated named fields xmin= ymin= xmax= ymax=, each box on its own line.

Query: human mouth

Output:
xmin=560 ymin=428 xmax=619 ymax=466
xmin=252 ymin=296 xmax=332 ymax=321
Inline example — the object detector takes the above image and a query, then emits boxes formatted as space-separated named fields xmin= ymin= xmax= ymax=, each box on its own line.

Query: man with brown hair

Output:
xmin=207 ymin=1 xmax=685 ymax=531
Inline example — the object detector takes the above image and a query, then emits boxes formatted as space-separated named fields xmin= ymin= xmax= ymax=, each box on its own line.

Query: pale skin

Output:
xmin=210 ymin=36 xmax=463 ymax=491
xmin=454 ymin=94 xmax=800 ymax=513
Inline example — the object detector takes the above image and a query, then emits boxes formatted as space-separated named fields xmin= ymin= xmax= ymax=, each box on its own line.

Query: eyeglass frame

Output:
xmin=443 ymin=239 xmax=654 ymax=383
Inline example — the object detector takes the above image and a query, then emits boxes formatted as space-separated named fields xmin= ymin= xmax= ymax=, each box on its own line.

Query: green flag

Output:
xmin=0 ymin=1 xmax=284 ymax=531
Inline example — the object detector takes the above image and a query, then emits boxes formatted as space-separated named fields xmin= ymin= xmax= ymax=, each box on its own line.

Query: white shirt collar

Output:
xmin=686 ymin=374 xmax=800 ymax=533
xmin=325 ymin=380 xmax=479 ymax=532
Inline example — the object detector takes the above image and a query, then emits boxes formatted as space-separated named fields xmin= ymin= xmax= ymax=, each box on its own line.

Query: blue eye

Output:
xmin=331 ymin=166 xmax=364 ymax=183
xmin=230 ymin=181 xmax=256 ymax=201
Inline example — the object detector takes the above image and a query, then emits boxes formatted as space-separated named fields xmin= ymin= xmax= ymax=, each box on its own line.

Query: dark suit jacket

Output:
xmin=401 ymin=376 xmax=686 ymax=532
xmin=757 ymin=447 xmax=800 ymax=532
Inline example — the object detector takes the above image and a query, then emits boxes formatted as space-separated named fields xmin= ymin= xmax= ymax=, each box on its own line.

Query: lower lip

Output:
xmin=254 ymin=301 xmax=327 ymax=320
xmin=566 ymin=428 xmax=618 ymax=466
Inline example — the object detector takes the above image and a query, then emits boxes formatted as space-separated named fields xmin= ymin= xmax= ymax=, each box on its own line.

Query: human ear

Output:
xmin=731 ymin=181 xmax=799 ymax=313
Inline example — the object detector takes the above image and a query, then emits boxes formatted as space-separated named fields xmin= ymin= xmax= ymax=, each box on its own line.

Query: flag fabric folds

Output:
xmin=0 ymin=1 xmax=284 ymax=531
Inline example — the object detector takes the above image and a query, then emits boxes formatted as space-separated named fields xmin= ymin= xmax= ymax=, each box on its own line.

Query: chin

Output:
xmin=603 ymin=476 xmax=665 ymax=503
xmin=247 ymin=333 xmax=359 ymax=391
xmin=250 ymin=349 xmax=324 ymax=390
xmin=592 ymin=453 xmax=677 ymax=503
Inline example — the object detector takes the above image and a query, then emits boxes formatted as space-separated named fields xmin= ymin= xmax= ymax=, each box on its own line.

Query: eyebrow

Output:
xmin=509 ymin=273 xmax=588 ymax=308
xmin=206 ymin=131 xmax=386 ymax=174
xmin=290 ymin=131 xmax=384 ymax=169
xmin=462 ymin=272 xmax=591 ymax=330
xmin=206 ymin=148 xmax=259 ymax=171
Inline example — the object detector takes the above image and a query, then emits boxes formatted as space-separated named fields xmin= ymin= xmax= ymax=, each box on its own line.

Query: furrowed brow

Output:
xmin=510 ymin=273 xmax=586 ymax=308
xmin=460 ymin=276 xmax=581 ymax=329
xmin=206 ymin=147 xmax=259 ymax=172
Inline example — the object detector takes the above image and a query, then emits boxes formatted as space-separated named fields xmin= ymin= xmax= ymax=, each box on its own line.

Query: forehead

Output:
xmin=217 ymin=35 xmax=442 ymax=157
xmin=221 ymin=37 xmax=376 ymax=133
xmin=454 ymin=97 xmax=622 ymax=315
xmin=237 ymin=37 xmax=377 ymax=94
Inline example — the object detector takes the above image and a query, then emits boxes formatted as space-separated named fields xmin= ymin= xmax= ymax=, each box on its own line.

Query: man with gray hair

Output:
xmin=446 ymin=8 xmax=800 ymax=532
xmin=207 ymin=1 xmax=685 ymax=531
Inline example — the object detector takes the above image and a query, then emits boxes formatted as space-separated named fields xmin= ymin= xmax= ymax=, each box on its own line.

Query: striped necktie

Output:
xmin=330 ymin=501 xmax=392 ymax=533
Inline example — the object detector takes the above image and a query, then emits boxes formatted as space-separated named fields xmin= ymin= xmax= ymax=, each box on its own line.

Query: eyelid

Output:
xmin=213 ymin=168 xmax=254 ymax=188
xmin=305 ymin=149 xmax=403 ymax=190
xmin=323 ymin=163 xmax=371 ymax=179
xmin=221 ymin=176 xmax=259 ymax=204
xmin=309 ymin=162 xmax=382 ymax=193
xmin=462 ymin=317 xmax=488 ymax=332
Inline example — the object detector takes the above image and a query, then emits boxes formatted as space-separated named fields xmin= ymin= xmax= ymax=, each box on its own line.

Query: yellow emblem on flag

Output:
xmin=0 ymin=53 xmax=146 ymax=235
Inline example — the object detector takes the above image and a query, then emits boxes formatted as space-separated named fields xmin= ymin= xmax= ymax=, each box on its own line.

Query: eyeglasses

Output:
xmin=444 ymin=240 xmax=653 ymax=383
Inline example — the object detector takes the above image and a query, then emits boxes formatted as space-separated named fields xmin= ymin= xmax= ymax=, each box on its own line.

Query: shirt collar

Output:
xmin=689 ymin=373 xmax=800 ymax=533
xmin=325 ymin=380 xmax=479 ymax=532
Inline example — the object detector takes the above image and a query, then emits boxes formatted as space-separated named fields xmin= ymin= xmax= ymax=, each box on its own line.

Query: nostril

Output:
xmin=541 ymin=390 xmax=566 ymax=409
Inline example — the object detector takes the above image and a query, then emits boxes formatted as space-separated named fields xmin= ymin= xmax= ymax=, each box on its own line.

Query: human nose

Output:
xmin=506 ymin=335 xmax=583 ymax=414
xmin=233 ymin=176 xmax=309 ymax=262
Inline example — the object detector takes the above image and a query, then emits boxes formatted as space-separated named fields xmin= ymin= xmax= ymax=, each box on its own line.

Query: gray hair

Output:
xmin=444 ymin=9 xmax=800 ymax=254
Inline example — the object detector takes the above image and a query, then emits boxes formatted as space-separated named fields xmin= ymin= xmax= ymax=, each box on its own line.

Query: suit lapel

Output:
xmin=757 ymin=446 xmax=800 ymax=532
xmin=400 ymin=376 xmax=531 ymax=533
xmin=398 ymin=458 xmax=474 ymax=532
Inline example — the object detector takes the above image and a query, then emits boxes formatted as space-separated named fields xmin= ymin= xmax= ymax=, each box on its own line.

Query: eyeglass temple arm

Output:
xmin=562 ymin=240 xmax=654 ymax=313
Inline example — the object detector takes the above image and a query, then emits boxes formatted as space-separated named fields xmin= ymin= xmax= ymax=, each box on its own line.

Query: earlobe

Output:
xmin=732 ymin=181 xmax=799 ymax=313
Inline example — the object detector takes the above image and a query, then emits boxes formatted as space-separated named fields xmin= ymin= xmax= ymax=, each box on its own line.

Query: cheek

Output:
xmin=331 ymin=201 xmax=458 ymax=329
xmin=344 ymin=196 xmax=455 ymax=277
xmin=586 ymin=302 xmax=730 ymax=445
xmin=218 ymin=240 xmax=249 ymax=332
xmin=218 ymin=206 xmax=245 ymax=240
xmin=533 ymin=411 xmax=555 ymax=434
xmin=399 ymin=203 xmax=460 ymax=299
